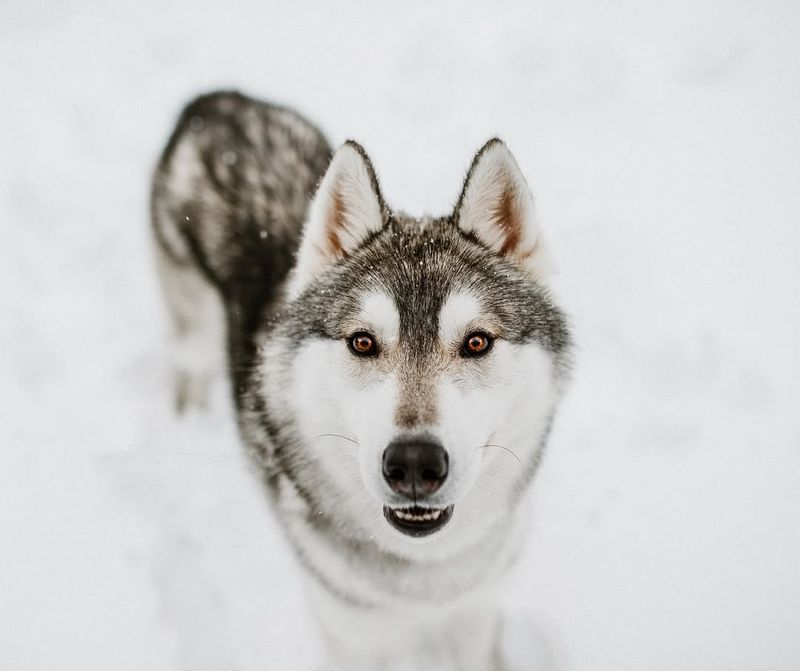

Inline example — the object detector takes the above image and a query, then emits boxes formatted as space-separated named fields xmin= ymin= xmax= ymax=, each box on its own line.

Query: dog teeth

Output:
xmin=394 ymin=508 xmax=443 ymax=522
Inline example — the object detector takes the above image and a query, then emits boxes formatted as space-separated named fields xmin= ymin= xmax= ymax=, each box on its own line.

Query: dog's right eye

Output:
xmin=348 ymin=332 xmax=378 ymax=357
xmin=460 ymin=331 xmax=494 ymax=357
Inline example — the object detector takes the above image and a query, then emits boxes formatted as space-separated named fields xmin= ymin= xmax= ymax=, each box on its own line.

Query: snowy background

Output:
xmin=2 ymin=0 xmax=799 ymax=669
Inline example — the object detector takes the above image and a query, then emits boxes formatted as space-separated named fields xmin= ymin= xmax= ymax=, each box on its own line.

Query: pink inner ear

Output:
xmin=325 ymin=185 xmax=346 ymax=256
xmin=496 ymin=184 xmax=523 ymax=256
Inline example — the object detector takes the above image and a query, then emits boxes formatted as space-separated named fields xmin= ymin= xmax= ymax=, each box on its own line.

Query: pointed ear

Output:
xmin=288 ymin=141 xmax=386 ymax=298
xmin=454 ymin=139 xmax=552 ymax=280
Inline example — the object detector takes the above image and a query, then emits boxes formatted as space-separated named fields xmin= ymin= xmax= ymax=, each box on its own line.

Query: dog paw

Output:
xmin=173 ymin=369 xmax=213 ymax=414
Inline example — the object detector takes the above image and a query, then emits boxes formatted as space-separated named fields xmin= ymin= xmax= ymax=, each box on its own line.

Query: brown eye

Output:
xmin=348 ymin=332 xmax=378 ymax=357
xmin=461 ymin=332 xmax=493 ymax=357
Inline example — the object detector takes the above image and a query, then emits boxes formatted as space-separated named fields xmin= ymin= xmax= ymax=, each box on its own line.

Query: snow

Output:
xmin=2 ymin=0 xmax=799 ymax=668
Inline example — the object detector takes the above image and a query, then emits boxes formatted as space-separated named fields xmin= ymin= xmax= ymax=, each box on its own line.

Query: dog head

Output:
xmin=259 ymin=139 xmax=570 ymax=556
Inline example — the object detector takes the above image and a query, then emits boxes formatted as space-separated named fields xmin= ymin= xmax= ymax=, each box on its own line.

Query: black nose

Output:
xmin=382 ymin=438 xmax=448 ymax=499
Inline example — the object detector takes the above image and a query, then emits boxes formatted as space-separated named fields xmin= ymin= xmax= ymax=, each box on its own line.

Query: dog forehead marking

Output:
xmin=358 ymin=290 xmax=400 ymax=339
xmin=439 ymin=290 xmax=483 ymax=343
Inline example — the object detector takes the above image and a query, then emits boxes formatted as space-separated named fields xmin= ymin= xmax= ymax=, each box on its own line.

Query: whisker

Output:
xmin=312 ymin=433 xmax=360 ymax=446
xmin=475 ymin=443 xmax=527 ymax=497
xmin=475 ymin=443 xmax=523 ymax=468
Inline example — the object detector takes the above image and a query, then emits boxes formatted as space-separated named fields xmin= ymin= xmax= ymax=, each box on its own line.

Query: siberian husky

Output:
xmin=151 ymin=90 xmax=571 ymax=670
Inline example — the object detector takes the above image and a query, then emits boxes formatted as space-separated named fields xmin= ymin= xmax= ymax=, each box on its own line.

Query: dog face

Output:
xmin=259 ymin=140 xmax=570 ymax=555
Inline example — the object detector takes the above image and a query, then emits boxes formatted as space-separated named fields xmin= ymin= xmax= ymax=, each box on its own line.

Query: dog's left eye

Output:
xmin=461 ymin=331 xmax=493 ymax=357
xmin=348 ymin=332 xmax=378 ymax=357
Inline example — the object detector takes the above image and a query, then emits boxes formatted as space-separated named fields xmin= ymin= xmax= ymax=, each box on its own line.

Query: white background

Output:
xmin=2 ymin=1 xmax=799 ymax=669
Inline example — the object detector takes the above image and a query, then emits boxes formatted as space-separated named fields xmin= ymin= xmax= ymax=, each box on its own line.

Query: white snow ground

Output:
xmin=2 ymin=1 xmax=799 ymax=669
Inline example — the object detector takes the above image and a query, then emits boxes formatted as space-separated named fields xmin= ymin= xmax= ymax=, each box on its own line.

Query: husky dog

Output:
xmin=151 ymin=91 xmax=571 ymax=671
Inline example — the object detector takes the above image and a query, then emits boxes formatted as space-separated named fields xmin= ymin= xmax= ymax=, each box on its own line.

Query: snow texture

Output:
xmin=2 ymin=1 xmax=799 ymax=669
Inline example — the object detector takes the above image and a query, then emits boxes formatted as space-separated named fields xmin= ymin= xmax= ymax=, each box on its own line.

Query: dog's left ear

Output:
xmin=288 ymin=140 xmax=386 ymax=299
xmin=454 ymin=139 xmax=552 ymax=281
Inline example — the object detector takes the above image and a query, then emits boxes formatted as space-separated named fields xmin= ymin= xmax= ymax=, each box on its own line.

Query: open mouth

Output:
xmin=383 ymin=505 xmax=454 ymax=537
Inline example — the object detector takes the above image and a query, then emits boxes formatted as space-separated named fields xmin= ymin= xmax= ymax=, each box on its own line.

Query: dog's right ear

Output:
xmin=287 ymin=141 xmax=386 ymax=299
